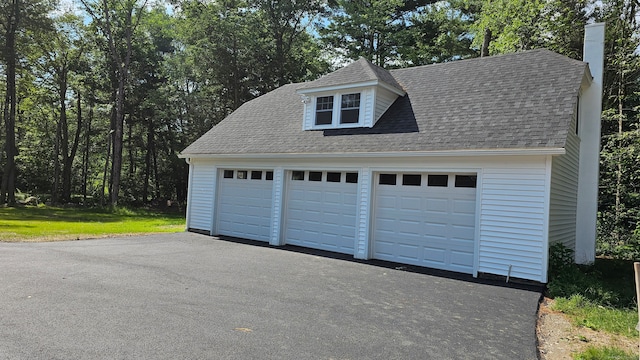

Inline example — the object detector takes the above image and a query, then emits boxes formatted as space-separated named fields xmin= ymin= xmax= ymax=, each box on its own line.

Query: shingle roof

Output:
xmin=298 ymin=57 xmax=404 ymax=92
xmin=182 ymin=49 xmax=588 ymax=156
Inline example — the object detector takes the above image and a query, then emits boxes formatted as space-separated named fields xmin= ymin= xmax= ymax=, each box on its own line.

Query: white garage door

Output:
xmin=285 ymin=170 xmax=358 ymax=254
xmin=374 ymin=173 xmax=477 ymax=274
xmin=217 ymin=169 xmax=273 ymax=242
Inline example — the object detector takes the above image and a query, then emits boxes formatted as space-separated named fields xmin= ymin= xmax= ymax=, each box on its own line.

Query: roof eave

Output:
xmin=581 ymin=66 xmax=594 ymax=90
xmin=297 ymin=80 xmax=405 ymax=96
xmin=179 ymin=148 xmax=566 ymax=159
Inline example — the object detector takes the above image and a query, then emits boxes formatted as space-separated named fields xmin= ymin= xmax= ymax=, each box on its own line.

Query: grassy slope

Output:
xmin=0 ymin=206 xmax=185 ymax=241
xmin=573 ymin=346 xmax=637 ymax=360
xmin=548 ymin=257 xmax=638 ymax=338
xmin=546 ymin=251 xmax=639 ymax=358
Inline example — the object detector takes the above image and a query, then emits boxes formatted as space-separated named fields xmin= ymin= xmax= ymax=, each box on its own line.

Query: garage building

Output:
xmin=180 ymin=25 xmax=605 ymax=283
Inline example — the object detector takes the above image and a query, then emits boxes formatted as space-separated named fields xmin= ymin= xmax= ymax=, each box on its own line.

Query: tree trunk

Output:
xmin=128 ymin=118 xmax=134 ymax=179
xmin=52 ymin=109 xmax=62 ymax=204
xmin=110 ymin=75 xmax=125 ymax=206
xmin=102 ymin=104 xmax=116 ymax=206
xmin=1 ymin=0 xmax=18 ymax=206
xmin=82 ymin=96 xmax=93 ymax=204
xmin=481 ymin=28 xmax=492 ymax=57
xmin=62 ymin=90 xmax=82 ymax=203
xmin=152 ymin=143 xmax=159 ymax=200
xmin=57 ymin=72 xmax=68 ymax=203
xmin=142 ymin=117 xmax=153 ymax=203
xmin=614 ymin=61 xmax=624 ymax=240
xmin=102 ymin=133 xmax=111 ymax=206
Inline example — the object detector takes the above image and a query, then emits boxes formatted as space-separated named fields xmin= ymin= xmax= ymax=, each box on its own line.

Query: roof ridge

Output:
xmin=390 ymin=48 xmax=586 ymax=75
xmin=354 ymin=56 xmax=405 ymax=91
xmin=297 ymin=56 xmax=403 ymax=91
xmin=358 ymin=57 xmax=383 ymax=80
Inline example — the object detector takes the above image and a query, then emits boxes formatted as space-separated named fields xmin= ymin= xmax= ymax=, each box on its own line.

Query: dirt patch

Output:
xmin=537 ymin=297 xmax=638 ymax=359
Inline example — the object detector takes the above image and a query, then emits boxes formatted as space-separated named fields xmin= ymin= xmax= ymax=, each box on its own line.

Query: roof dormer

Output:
xmin=297 ymin=58 xmax=405 ymax=130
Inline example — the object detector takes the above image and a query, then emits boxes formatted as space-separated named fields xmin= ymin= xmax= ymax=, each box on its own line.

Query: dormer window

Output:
xmin=311 ymin=92 xmax=363 ymax=128
xmin=340 ymin=94 xmax=360 ymax=124
xmin=315 ymin=96 xmax=334 ymax=125
xmin=297 ymin=57 xmax=406 ymax=131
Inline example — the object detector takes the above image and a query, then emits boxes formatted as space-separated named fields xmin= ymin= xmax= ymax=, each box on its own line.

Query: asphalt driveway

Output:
xmin=0 ymin=232 xmax=541 ymax=359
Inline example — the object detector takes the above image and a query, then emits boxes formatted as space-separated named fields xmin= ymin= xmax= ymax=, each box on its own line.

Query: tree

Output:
xmin=253 ymin=0 xmax=326 ymax=86
xmin=79 ymin=0 xmax=148 ymax=206
xmin=399 ymin=1 xmax=477 ymax=65
xmin=320 ymin=0 xmax=429 ymax=67
xmin=596 ymin=0 xmax=640 ymax=258
xmin=37 ymin=13 xmax=87 ymax=203
xmin=0 ymin=0 xmax=54 ymax=205
xmin=469 ymin=0 xmax=590 ymax=58
xmin=470 ymin=0 xmax=546 ymax=54
xmin=177 ymin=0 xmax=328 ymax=119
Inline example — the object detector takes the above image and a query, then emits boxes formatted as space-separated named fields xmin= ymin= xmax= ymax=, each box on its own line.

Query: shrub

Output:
xmin=547 ymin=243 xmax=636 ymax=308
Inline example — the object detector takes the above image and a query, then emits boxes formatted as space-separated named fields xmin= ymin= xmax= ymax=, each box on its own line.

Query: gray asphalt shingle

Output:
xmin=182 ymin=49 xmax=587 ymax=156
xmin=297 ymin=57 xmax=404 ymax=92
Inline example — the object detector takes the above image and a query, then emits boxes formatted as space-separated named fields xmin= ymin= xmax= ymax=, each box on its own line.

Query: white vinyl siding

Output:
xmin=360 ymin=88 xmax=375 ymax=128
xmin=549 ymin=124 xmax=580 ymax=251
xmin=477 ymin=165 xmax=547 ymax=282
xmin=302 ymin=99 xmax=314 ymax=130
xmin=354 ymin=169 xmax=372 ymax=259
xmin=187 ymin=163 xmax=216 ymax=232
xmin=373 ymin=87 xmax=399 ymax=125
xmin=186 ymin=155 xmax=557 ymax=283
xmin=269 ymin=168 xmax=285 ymax=245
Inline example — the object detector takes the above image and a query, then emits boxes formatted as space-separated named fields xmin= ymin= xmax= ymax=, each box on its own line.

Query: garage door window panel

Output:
xmin=251 ymin=171 xmax=262 ymax=180
xmin=327 ymin=172 xmax=341 ymax=182
xmin=428 ymin=175 xmax=448 ymax=187
xmin=345 ymin=172 xmax=358 ymax=183
xmin=379 ymin=174 xmax=397 ymax=185
xmin=455 ymin=175 xmax=477 ymax=188
xmin=402 ymin=174 xmax=421 ymax=186
xmin=292 ymin=171 xmax=305 ymax=180
xmin=223 ymin=170 xmax=234 ymax=178
xmin=237 ymin=170 xmax=247 ymax=179
xmin=309 ymin=171 xmax=322 ymax=181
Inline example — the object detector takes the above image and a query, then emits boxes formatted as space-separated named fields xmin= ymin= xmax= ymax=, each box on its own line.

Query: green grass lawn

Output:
xmin=548 ymin=253 xmax=638 ymax=338
xmin=553 ymin=294 xmax=638 ymax=337
xmin=547 ymin=245 xmax=639 ymax=358
xmin=0 ymin=206 xmax=186 ymax=242
xmin=573 ymin=346 xmax=637 ymax=360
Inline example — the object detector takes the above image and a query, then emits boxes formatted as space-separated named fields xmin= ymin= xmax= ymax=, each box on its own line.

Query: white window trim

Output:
xmin=311 ymin=92 xmax=364 ymax=129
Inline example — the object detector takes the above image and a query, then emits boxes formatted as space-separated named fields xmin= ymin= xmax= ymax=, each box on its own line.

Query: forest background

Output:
xmin=0 ymin=0 xmax=638 ymax=259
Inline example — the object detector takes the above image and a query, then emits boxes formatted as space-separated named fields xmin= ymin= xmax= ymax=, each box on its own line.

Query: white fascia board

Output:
xmin=580 ymin=68 xmax=593 ymax=90
xmin=377 ymin=81 xmax=406 ymax=96
xmin=296 ymin=80 xmax=405 ymax=97
xmin=181 ymin=148 xmax=566 ymax=160
xmin=296 ymin=81 xmax=379 ymax=94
